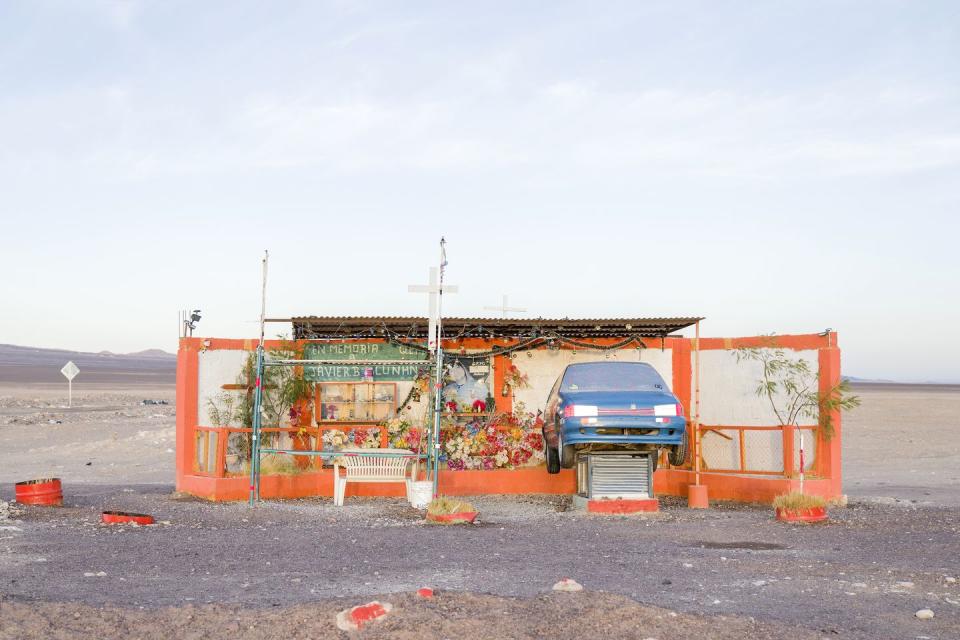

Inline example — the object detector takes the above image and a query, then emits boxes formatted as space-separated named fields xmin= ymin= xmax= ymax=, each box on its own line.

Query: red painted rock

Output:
xmin=336 ymin=601 xmax=393 ymax=631
xmin=587 ymin=498 xmax=659 ymax=514
xmin=417 ymin=587 xmax=434 ymax=598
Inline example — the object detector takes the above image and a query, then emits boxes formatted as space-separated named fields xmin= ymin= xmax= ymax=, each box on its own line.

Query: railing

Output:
xmin=697 ymin=424 xmax=818 ymax=477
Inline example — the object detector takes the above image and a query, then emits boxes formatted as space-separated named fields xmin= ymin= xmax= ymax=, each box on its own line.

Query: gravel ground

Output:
xmin=0 ymin=384 xmax=958 ymax=638
xmin=0 ymin=488 xmax=957 ymax=639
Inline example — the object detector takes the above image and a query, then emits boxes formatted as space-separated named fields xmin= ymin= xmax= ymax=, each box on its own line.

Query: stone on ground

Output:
xmin=915 ymin=609 xmax=935 ymax=620
xmin=553 ymin=578 xmax=583 ymax=592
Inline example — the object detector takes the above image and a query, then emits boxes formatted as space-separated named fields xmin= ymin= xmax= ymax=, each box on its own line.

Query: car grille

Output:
xmin=597 ymin=407 xmax=654 ymax=416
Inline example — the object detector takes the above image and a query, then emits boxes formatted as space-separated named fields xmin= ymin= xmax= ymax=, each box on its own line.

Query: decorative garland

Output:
xmin=385 ymin=330 xmax=646 ymax=360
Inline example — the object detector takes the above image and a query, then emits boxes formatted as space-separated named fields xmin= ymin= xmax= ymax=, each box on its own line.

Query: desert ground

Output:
xmin=0 ymin=367 xmax=958 ymax=639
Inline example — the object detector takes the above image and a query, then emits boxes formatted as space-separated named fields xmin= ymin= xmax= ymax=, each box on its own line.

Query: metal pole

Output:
xmin=798 ymin=428 xmax=805 ymax=495
xmin=249 ymin=250 xmax=269 ymax=507
xmin=694 ymin=320 xmax=701 ymax=486
xmin=68 ymin=379 xmax=72 ymax=409
xmin=431 ymin=238 xmax=447 ymax=497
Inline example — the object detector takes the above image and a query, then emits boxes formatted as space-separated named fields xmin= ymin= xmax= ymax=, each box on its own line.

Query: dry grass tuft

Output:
xmin=426 ymin=496 xmax=476 ymax=516
xmin=773 ymin=492 xmax=827 ymax=510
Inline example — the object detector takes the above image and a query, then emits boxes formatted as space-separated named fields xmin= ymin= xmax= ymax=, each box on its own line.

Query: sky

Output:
xmin=0 ymin=1 xmax=958 ymax=382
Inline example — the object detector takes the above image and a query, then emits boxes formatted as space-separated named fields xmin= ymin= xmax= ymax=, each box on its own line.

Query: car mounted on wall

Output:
xmin=542 ymin=361 xmax=687 ymax=474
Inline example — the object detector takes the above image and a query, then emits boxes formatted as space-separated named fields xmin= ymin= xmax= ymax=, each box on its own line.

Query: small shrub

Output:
xmin=426 ymin=496 xmax=476 ymax=516
xmin=773 ymin=491 xmax=827 ymax=511
xmin=259 ymin=454 xmax=299 ymax=476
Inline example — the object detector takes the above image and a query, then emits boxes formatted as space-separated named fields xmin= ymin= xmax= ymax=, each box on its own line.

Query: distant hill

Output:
xmin=843 ymin=375 xmax=897 ymax=383
xmin=0 ymin=344 xmax=176 ymax=385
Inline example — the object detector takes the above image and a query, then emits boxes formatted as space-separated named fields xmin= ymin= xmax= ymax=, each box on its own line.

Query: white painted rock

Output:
xmin=553 ymin=578 xmax=584 ymax=592
xmin=945 ymin=576 xmax=956 ymax=583
xmin=915 ymin=609 xmax=934 ymax=620
xmin=336 ymin=601 xmax=393 ymax=631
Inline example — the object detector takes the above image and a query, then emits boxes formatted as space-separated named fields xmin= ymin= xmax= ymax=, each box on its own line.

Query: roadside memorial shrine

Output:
xmin=176 ymin=317 xmax=848 ymax=505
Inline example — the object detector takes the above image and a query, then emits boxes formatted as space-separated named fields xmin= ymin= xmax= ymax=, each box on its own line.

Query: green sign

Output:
xmin=303 ymin=342 xmax=429 ymax=382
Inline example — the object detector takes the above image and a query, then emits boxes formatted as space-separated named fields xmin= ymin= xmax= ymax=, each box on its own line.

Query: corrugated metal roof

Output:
xmin=275 ymin=316 xmax=703 ymax=339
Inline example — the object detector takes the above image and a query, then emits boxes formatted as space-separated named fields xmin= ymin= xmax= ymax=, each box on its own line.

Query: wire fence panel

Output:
xmin=701 ymin=429 xmax=740 ymax=471
xmin=699 ymin=425 xmax=817 ymax=476
xmin=743 ymin=429 xmax=783 ymax=473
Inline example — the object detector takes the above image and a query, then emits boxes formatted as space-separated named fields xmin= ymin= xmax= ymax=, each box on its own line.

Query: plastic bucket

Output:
xmin=408 ymin=481 xmax=433 ymax=509
xmin=14 ymin=478 xmax=63 ymax=506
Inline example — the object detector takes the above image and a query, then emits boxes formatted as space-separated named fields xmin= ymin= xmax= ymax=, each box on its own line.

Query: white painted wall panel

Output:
xmin=696 ymin=349 xmax=819 ymax=426
xmin=198 ymin=349 xmax=249 ymax=427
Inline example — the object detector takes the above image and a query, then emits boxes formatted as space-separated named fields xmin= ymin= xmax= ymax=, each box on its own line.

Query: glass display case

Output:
xmin=316 ymin=382 xmax=398 ymax=422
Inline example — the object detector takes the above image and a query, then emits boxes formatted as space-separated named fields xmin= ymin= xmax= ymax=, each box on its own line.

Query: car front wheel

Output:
xmin=559 ymin=433 xmax=577 ymax=469
xmin=668 ymin=439 xmax=687 ymax=466
xmin=545 ymin=443 xmax=561 ymax=474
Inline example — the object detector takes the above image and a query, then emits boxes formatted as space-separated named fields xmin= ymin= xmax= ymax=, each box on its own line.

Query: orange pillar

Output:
xmin=782 ymin=425 xmax=795 ymax=478
xmin=671 ymin=339 xmax=693 ymax=465
xmin=175 ymin=339 xmax=200 ymax=490
xmin=493 ymin=354 xmax=513 ymax=414
xmin=818 ymin=338 xmax=842 ymax=497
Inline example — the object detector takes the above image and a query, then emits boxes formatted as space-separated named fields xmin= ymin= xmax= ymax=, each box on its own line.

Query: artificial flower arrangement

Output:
xmin=503 ymin=364 xmax=530 ymax=392
xmin=322 ymin=418 xmax=424 ymax=453
xmin=321 ymin=427 xmax=380 ymax=450
xmin=318 ymin=403 xmax=545 ymax=472
xmin=441 ymin=402 xmax=545 ymax=471
xmin=384 ymin=417 xmax=424 ymax=452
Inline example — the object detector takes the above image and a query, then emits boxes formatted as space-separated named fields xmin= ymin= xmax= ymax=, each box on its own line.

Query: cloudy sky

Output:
xmin=1 ymin=1 xmax=957 ymax=381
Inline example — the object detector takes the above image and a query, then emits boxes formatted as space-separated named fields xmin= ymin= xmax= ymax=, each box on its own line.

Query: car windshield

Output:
xmin=562 ymin=362 xmax=666 ymax=392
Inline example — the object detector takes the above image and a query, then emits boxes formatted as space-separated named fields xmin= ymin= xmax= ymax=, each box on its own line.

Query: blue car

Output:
xmin=542 ymin=361 xmax=687 ymax=474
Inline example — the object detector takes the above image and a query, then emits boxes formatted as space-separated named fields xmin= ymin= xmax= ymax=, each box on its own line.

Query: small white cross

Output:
xmin=484 ymin=294 xmax=526 ymax=318
xmin=408 ymin=267 xmax=458 ymax=348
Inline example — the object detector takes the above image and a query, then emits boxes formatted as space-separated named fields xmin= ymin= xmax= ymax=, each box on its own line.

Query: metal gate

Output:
xmin=577 ymin=452 xmax=655 ymax=499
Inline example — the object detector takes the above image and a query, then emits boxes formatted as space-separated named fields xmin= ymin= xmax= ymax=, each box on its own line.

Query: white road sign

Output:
xmin=61 ymin=361 xmax=80 ymax=381
xmin=61 ymin=361 xmax=79 ymax=408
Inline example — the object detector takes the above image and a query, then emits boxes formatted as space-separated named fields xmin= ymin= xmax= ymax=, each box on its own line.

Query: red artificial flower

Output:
xmin=472 ymin=399 xmax=486 ymax=413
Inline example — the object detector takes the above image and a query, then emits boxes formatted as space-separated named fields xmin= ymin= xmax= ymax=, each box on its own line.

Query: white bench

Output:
xmin=333 ymin=448 xmax=416 ymax=506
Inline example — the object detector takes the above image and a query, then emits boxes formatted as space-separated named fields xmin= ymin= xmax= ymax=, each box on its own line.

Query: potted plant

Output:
xmin=737 ymin=340 xmax=859 ymax=514
xmin=425 ymin=496 xmax=478 ymax=524
xmin=773 ymin=491 xmax=828 ymax=523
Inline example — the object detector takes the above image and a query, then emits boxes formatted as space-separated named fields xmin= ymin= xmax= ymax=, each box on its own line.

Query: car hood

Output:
xmin=557 ymin=389 xmax=679 ymax=409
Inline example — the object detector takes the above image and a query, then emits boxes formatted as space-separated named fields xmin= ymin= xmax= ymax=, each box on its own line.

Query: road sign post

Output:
xmin=61 ymin=361 xmax=79 ymax=408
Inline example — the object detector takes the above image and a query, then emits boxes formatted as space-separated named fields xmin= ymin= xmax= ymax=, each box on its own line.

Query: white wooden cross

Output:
xmin=484 ymin=294 xmax=526 ymax=318
xmin=408 ymin=267 xmax=459 ymax=349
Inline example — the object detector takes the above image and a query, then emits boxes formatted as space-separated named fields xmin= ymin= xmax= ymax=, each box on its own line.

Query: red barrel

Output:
xmin=101 ymin=511 xmax=155 ymax=525
xmin=14 ymin=478 xmax=63 ymax=506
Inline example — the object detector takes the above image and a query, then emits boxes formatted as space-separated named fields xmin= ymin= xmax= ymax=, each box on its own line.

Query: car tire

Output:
xmin=668 ymin=439 xmax=687 ymax=466
xmin=545 ymin=443 xmax=561 ymax=474
xmin=560 ymin=440 xmax=577 ymax=469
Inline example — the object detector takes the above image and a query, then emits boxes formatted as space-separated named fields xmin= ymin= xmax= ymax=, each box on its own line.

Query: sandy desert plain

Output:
xmin=0 ymin=348 xmax=957 ymax=639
